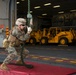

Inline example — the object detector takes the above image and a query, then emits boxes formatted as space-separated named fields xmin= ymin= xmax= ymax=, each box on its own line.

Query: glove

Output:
xmin=27 ymin=27 xmax=32 ymax=34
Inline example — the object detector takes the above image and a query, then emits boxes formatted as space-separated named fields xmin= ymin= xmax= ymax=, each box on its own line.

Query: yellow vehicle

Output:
xmin=40 ymin=27 xmax=74 ymax=45
xmin=25 ymin=27 xmax=76 ymax=45
xmin=69 ymin=28 xmax=76 ymax=43
xmin=25 ymin=30 xmax=42 ymax=44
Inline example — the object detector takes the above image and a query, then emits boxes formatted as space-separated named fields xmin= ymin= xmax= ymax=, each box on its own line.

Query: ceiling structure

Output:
xmin=17 ymin=0 xmax=76 ymax=18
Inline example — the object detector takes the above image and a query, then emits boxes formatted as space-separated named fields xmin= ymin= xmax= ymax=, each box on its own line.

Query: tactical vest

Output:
xmin=3 ymin=26 xmax=28 ymax=48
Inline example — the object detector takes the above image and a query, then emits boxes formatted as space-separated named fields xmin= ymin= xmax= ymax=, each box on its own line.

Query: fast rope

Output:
xmin=20 ymin=43 xmax=34 ymax=69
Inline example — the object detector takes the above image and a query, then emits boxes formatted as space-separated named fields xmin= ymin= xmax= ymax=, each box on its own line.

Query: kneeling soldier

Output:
xmin=0 ymin=18 xmax=33 ymax=70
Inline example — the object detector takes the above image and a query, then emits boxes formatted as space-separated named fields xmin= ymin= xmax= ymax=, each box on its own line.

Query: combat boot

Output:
xmin=16 ymin=59 xmax=23 ymax=64
xmin=0 ymin=63 xmax=9 ymax=70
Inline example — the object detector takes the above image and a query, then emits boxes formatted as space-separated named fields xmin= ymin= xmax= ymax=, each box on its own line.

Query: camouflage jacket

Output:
xmin=7 ymin=26 xmax=30 ymax=47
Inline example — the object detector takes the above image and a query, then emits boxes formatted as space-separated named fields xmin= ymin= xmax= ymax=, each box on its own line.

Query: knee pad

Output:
xmin=7 ymin=47 xmax=17 ymax=55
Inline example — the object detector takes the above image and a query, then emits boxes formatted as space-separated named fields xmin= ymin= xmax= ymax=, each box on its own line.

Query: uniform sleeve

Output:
xmin=24 ymin=33 xmax=30 ymax=40
xmin=18 ymin=27 xmax=31 ymax=41
xmin=11 ymin=29 xmax=18 ymax=37
xmin=19 ymin=33 xmax=30 ymax=41
xmin=11 ymin=27 xmax=30 ymax=41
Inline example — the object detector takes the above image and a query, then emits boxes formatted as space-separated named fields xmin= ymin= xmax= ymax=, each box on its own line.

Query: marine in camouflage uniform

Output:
xmin=0 ymin=18 xmax=33 ymax=70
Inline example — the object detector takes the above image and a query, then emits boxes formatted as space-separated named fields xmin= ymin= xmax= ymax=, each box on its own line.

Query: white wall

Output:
xmin=0 ymin=0 xmax=9 ymax=29
xmin=0 ymin=0 xmax=17 ymax=29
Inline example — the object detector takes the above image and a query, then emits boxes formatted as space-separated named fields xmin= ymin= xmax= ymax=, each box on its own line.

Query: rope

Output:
xmin=20 ymin=43 xmax=34 ymax=69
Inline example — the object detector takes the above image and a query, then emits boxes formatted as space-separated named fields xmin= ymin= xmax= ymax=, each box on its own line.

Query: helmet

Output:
xmin=15 ymin=18 xmax=26 ymax=26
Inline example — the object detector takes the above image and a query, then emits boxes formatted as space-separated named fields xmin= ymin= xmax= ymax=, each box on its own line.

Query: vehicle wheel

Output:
xmin=29 ymin=38 xmax=36 ymax=44
xmin=40 ymin=37 xmax=48 ymax=45
xmin=59 ymin=37 xmax=68 ymax=45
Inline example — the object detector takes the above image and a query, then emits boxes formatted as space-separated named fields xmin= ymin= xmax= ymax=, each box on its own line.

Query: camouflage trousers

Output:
xmin=3 ymin=46 xmax=29 ymax=64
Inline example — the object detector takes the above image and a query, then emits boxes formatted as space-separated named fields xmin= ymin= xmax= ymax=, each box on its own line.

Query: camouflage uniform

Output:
xmin=3 ymin=26 xmax=30 ymax=64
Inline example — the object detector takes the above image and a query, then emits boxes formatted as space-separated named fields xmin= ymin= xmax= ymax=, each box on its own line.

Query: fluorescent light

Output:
xmin=70 ymin=9 xmax=76 ymax=12
xmin=58 ymin=11 xmax=64 ymax=14
xmin=34 ymin=6 xmax=40 ymax=9
xmin=42 ymin=13 xmax=47 ymax=16
xmin=53 ymin=5 xmax=60 ymax=8
xmin=17 ymin=2 xmax=20 ymax=4
xmin=44 ymin=3 xmax=51 ymax=6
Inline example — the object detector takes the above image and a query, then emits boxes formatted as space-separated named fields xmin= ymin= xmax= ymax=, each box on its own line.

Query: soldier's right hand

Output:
xmin=27 ymin=27 xmax=32 ymax=34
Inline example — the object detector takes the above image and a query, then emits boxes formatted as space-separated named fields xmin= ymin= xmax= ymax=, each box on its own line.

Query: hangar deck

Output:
xmin=0 ymin=45 xmax=76 ymax=75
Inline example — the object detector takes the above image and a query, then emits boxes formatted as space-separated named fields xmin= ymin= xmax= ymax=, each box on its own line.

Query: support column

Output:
xmin=0 ymin=0 xmax=9 ymax=29
xmin=9 ymin=0 xmax=17 ymax=29
xmin=0 ymin=0 xmax=17 ymax=30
